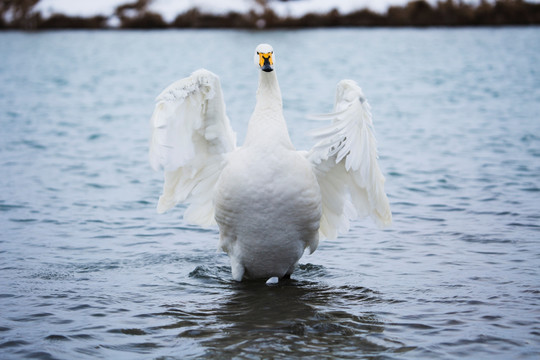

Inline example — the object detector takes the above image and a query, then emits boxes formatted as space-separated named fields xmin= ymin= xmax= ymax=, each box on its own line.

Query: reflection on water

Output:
xmin=1 ymin=28 xmax=539 ymax=359
xmin=154 ymin=265 xmax=397 ymax=359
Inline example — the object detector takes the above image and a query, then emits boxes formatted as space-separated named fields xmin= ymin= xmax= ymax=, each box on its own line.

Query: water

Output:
xmin=1 ymin=28 xmax=539 ymax=359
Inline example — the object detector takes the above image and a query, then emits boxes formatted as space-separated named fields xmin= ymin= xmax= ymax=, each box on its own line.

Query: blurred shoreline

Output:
xmin=2 ymin=0 xmax=540 ymax=30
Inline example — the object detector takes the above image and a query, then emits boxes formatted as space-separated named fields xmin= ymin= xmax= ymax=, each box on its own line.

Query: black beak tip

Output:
xmin=261 ymin=56 xmax=273 ymax=72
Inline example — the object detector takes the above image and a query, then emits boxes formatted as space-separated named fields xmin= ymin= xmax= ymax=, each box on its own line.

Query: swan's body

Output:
xmin=150 ymin=44 xmax=391 ymax=282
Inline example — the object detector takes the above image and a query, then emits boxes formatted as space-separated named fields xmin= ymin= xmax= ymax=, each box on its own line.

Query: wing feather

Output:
xmin=149 ymin=69 xmax=236 ymax=226
xmin=308 ymin=80 xmax=391 ymax=239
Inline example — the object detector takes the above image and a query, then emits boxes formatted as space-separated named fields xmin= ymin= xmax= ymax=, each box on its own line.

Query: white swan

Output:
xmin=149 ymin=44 xmax=392 ymax=282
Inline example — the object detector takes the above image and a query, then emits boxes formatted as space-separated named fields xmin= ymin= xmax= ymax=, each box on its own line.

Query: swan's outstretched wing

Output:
xmin=308 ymin=80 xmax=391 ymax=239
xmin=149 ymin=69 xmax=236 ymax=226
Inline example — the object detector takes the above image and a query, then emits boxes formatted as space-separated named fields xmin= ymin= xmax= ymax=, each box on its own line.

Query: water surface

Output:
xmin=1 ymin=28 xmax=539 ymax=359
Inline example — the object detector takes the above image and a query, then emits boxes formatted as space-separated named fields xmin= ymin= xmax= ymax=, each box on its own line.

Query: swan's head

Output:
xmin=254 ymin=44 xmax=274 ymax=73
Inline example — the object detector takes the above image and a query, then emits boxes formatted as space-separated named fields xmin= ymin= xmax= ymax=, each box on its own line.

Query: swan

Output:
xmin=149 ymin=43 xmax=391 ymax=283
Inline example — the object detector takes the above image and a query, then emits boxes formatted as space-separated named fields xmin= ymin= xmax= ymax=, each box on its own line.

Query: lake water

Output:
xmin=1 ymin=28 xmax=539 ymax=359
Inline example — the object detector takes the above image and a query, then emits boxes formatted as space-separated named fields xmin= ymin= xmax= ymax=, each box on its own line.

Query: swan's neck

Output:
xmin=244 ymin=71 xmax=293 ymax=149
xmin=256 ymin=70 xmax=282 ymax=108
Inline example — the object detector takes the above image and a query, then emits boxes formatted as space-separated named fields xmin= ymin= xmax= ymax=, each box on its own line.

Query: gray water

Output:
xmin=1 ymin=28 xmax=539 ymax=359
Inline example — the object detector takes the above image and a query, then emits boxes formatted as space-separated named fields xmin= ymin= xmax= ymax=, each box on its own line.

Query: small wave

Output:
xmin=71 ymin=260 xmax=122 ymax=273
xmin=68 ymin=304 xmax=94 ymax=311
xmin=508 ymin=222 xmax=540 ymax=229
xmin=178 ymin=329 xmax=218 ymax=338
xmin=87 ymin=133 xmax=104 ymax=141
xmin=0 ymin=340 xmax=30 ymax=348
xmin=107 ymin=328 xmax=147 ymax=336
xmin=9 ymin=218 xmax=38 ymax=223
xmin=30 ymin=270 xmax=74 ymax=281
xmin=100 ymin=342 xmax=163 ymax=354
xmin=0 ymin=203 xmax=26 ymax=212
xmin=520 ymin=133 xmax=539 ymax=143
xmin=188 ymin=265 xmax=231 ymax=284
xmin=23 ymin=352 xmax=57 ymax=360
xmin=20 ymin=139 xmax=47 ymax=150
xmin=85 ymin=183 xmax=117 ymax=189
xmin=335 ymin=285 xmax=385 ymax=304
xmin=390 ymin=322 xmax=436 ymax=330
xmin=45 ymin=334 xmax=70 ymax=341
xmin=69 ymin=334 xmax=95 ymax=340
xmin=440 ymin=334 xmax=523 ymax=347
xmin=0 ymin=294 xmax=17 ymax=299
xmin=429 ymin=204 xmax=465 ymax=212
xmin=521 ymin=187 xmax=540 ymax=192
xmin=405 ymin=187 xmax=429 ymax=193
xmin=9 ymin=313 xmax=54 ymax=322
xmin=134 ymin=233 xmax=174 ymax=238
xmin=459 ymin=234 xmax=512 ymax=244
xmin=408 ymin=215 xmax=446 ymax=222
xmin=149 ymin=320 xmax=197 ymax=331
xmin=394 ymin=201 xmax=418 ymax=207
xmin=296 ymin=263 xmax=327 ymax=278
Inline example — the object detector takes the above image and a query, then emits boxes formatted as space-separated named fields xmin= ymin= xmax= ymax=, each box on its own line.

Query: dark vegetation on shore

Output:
xmin=1 ymin=0 xmax=540 ymax=30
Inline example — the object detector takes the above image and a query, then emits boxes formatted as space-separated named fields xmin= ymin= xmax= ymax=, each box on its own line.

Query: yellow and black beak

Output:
xmin=258 ymin=52 xmax=274 ymax=72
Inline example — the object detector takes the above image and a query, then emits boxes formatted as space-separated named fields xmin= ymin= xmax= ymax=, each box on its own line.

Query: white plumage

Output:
xmin=149 ymin=44 xmax=391 ymax=282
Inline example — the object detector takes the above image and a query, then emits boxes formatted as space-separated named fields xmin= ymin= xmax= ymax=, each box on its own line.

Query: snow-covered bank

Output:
xmin=35 ymin=0 xmax=510 ymax=22
xmin=4 ymin=0 xmax=540 ymax=29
